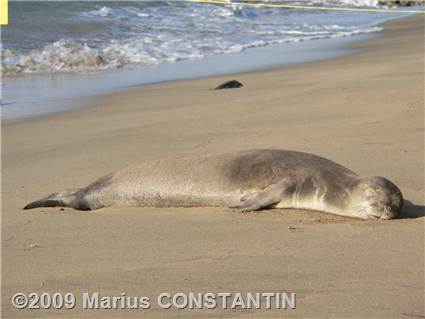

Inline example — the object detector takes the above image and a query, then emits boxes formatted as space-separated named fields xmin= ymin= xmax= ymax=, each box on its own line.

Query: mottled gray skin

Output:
xmin=24 ymin=149 xmax=404 ymax=220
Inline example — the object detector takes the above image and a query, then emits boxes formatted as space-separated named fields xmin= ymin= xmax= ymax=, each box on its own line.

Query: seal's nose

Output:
xmin=380 ymin=206 xmax=397 ymax=220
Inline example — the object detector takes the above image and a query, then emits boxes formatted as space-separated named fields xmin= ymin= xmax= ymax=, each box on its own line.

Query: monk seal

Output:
xmin=23 ymin=149 xmax=403 ymax=220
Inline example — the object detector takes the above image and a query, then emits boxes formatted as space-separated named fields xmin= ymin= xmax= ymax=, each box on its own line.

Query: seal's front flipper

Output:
xmin=230 ymin=179 xmax=295 ymax=212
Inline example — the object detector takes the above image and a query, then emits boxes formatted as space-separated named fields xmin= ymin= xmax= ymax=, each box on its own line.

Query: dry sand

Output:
xmin=2 ymin=15 xmax=424 ymax=318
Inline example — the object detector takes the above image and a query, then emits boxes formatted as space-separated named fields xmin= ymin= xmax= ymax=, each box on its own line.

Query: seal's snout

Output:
xmin=354 ymin=176 xmax=404 ymax=220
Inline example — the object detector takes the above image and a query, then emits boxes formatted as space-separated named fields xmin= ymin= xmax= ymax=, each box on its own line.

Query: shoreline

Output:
xmin=2 ymin=14 xmax=424 ymax=319
xmin=2 ymin=34 xmax=367 ymax=120
xmin=1 ymin=12 xmax=414 ymax=120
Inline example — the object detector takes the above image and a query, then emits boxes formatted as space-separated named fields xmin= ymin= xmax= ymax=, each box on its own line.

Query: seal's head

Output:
xmin=350 ymin=176 xmax=403 ymax=220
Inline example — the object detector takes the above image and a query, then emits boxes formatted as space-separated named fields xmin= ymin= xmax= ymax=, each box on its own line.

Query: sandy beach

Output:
xmin=2 ymin=15 xmax=424 ymax=318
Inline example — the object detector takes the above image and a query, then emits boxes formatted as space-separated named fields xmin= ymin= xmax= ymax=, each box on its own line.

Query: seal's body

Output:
xmin=24 ymin=149 xmax=403 ymax=220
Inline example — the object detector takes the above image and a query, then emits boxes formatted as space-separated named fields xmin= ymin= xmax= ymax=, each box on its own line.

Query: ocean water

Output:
xmin=1 ymin=1 xmax=416 ymax=118
xmin=1 ymin=0 xmax=412 ymax=76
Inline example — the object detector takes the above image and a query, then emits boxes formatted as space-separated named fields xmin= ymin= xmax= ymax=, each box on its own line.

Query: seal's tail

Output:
xmin=23 ymin=189 xmax=87 ymax=210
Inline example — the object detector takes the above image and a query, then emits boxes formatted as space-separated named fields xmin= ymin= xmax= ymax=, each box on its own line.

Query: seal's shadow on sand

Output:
xmin=399 ymin=200 xmax=425 ymax=219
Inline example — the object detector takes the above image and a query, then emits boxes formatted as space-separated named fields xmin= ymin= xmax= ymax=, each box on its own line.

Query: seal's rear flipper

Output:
xmin=23 ymin=189 xmax=90 ymax=210
xmin=24 ymin=198 xmax=64 ymax=209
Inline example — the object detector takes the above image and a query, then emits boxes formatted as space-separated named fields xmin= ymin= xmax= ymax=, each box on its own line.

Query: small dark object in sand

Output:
xmin=215 ymin=80 xmax=243 ymax=90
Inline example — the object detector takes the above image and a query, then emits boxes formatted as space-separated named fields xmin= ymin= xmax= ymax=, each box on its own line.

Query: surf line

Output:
xmin=186 ymin=0 xmax=425 ymax=14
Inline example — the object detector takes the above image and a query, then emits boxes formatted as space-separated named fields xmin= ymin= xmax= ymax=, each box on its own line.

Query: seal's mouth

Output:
xmin=357 ymin=206 xmax=395 ymax=220
xmin=367 ymin=213 xmax=391 ymax=220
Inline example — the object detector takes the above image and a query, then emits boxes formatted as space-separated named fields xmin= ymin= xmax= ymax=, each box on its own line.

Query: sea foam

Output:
xmin=1 ymin=1 xmax=406 ymax=76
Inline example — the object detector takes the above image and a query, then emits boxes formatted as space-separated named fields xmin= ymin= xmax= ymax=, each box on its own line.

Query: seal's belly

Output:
xmin=275 ymin=197 xmax=334 ymax=214
xmin=274 ymin=178 xmax=338 ymax=214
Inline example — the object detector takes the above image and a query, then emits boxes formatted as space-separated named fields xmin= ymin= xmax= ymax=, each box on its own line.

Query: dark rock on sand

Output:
xmin=215 ymin=80 xmax=243 ymax=90
xmin=378 ymin=0 xmax=424 ymax=6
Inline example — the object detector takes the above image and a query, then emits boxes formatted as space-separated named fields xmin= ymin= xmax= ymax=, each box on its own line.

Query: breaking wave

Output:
xmin=1 ymin=1 xmax=404 ymax=76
